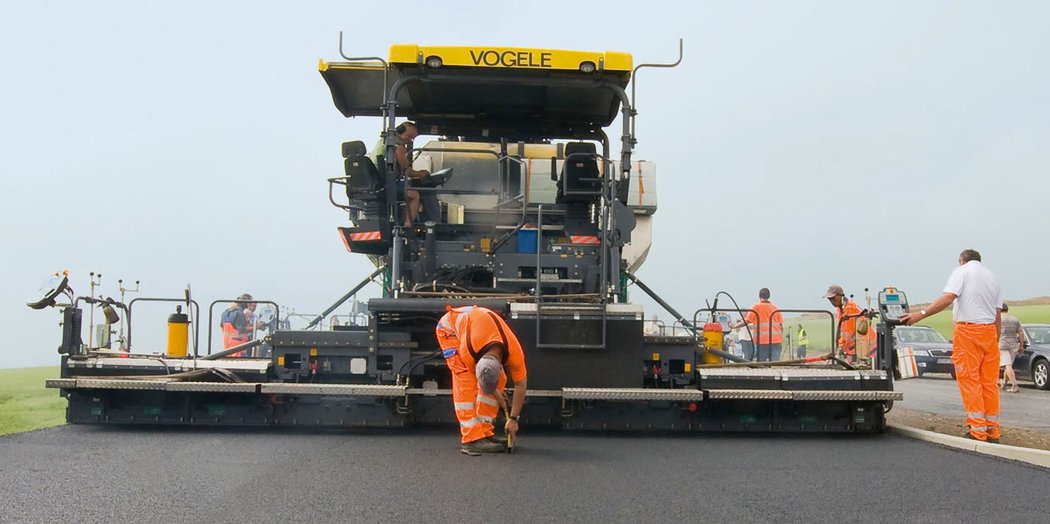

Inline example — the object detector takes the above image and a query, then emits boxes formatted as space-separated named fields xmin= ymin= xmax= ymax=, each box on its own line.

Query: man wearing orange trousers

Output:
xmin=901 ymin=249 xmax=1003 ymax=443
xmin=436 ymin=305 xmax=528 ymax=455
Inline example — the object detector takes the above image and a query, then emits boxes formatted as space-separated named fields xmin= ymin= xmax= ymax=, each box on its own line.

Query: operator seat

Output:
xmin=556 ymin=142 xmax=602 ymax=204
xmin=342 ymin=140 xmax=383 ymax=197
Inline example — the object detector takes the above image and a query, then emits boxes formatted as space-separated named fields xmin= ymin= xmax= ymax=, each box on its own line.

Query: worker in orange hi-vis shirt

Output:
xmin=900 ymin=249 xmax=1003 ymax=443
xmin=825 ymin=285 xmax=863 ymax=363
xmin=730 ymin=288 xmax=783 ymax=361
xmin=435 ymin=305 xmax=528 ymax=456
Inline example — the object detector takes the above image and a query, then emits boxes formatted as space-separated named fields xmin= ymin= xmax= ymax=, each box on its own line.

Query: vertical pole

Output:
xmin=391 ymin=234 xmax=402 ymax=298
xmin=535 ymin=205 xmax=543 ymax=347
xmin=535 ymin=205 xmax=543 ymax=301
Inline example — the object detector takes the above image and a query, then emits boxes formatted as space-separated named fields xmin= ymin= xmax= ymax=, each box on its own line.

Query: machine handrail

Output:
xmin=692 ymin=307 xmax=838 ymax=362
xmin=533 ymin=203 xmax=608 ymax=350
xmin=126 ymin=297 xmax=201 ymax=356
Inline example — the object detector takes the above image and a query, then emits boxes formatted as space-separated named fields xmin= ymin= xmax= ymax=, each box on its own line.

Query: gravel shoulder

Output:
xmin=887 ymin=407 xmax=1050 ymax=451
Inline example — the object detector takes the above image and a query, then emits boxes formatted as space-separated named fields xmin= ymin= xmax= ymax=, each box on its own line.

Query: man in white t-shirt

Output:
xmin=900 ymin=249 xmax=1003 ymax=443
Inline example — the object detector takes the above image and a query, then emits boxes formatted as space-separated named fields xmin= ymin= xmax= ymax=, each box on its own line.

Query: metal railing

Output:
xmin=126 ymin=297 xmax=201 ymax=356
xmin=692 ymin=307 xmax=838 ymax=362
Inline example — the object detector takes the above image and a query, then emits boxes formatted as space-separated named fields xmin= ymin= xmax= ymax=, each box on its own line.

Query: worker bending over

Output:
xmin=435 ymin=306 xmax=528 ymax=455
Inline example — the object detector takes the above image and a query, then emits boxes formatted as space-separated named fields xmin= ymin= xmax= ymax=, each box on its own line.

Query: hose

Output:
xmin=396 ymin=349 xmax=443 ymax=384
xmin=713 ymin=291 xmax=755 ymax=348
xmin=705 ymin=347 xmax=748 ymax=364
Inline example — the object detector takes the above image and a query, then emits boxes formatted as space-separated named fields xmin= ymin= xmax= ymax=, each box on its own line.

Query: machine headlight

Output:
xmin=912 ymin=349 xmax=931 ymax=357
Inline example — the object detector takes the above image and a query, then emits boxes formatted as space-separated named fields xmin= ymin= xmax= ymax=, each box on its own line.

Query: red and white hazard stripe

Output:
xmin=349 ymin=231 xmax=382 ymax=242
xmin=570 ymin=235 xmax=600 ymax=245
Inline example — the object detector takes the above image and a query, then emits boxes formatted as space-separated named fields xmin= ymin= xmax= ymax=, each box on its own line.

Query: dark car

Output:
xmin=1015 ymin=324 xmax=1050 ymax=390
xmin=894 ymin=325 xmax=955 ymax=377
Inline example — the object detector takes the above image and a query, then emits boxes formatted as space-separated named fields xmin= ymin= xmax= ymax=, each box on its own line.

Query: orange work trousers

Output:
xmin=952 ymin=323 xmax=1000 ymax=440
xmin=446 ymin=355 xmax=507 ymax=444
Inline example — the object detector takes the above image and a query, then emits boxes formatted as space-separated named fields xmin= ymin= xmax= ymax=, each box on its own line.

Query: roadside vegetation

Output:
xmin=0 ymin=367 xmax=65 ymax=436
xmin=918 ymin=304 xmax=1050 ymax=340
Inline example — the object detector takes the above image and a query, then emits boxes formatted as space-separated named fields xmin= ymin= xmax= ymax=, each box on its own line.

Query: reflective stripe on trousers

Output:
xmin=448 ymin=359 xmax=502 ymax=444
xmin=953 ymin=323 xmax=1000 ymax=440
xmin=477 ymin=394 xmax=499 ymax=407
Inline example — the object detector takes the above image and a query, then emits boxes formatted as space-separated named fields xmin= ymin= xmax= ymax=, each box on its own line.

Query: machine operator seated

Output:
xmin=369 ymin=121 xmax=440 ymax=227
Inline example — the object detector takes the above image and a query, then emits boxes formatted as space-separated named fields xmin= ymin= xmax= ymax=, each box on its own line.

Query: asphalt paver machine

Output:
xmin=42 ymin=41 xmax=903 ymax=432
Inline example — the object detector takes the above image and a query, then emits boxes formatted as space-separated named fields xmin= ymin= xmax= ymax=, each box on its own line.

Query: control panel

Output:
xmin=877 ymin=287 xmax=909 ymax=325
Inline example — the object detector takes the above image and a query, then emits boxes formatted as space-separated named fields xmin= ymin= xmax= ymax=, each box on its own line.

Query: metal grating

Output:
xmin=698 ymin=368 xmax=782 ymax=378
xmin=791 ymin=390 xmax=902 ymax=401
xmin=561 ymin=388 xmax=704 ymax=401
xmin=44 ymin=379 xmax=76 ymax=389
xmin=72 ymin=379 xmax=168 ymax=391
xmin=47 ymin=378 xmax=259 ymax=393
xmin=706 ymin=389 xmax=793 ymax=400
xmin=778 ymin=369 xmax=861 ymax=380
xmin=165 ymin=382 xmax=258 ymax=393
xmin=705 ymin=389 xmax=901 ymax=401
xmin=260 ymin=384 xmax=407 ymax=397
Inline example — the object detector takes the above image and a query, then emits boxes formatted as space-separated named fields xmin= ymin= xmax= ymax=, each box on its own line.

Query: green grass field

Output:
xmin=0 ymin=366 xmax=65 ymax=436
xmin=916 ymin=304 xmax=1050 ymax=340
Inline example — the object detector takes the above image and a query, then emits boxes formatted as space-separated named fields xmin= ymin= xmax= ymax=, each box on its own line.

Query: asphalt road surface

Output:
xmin=2 ymin=425 xmax=1048 ymax=523
xmin=895 ymin=374 xmax=1050 ymax=431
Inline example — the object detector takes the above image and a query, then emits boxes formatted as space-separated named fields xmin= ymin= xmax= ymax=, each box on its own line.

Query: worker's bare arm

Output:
xmin=899 ymin=292 xmax=956 ymax=325
xmin=395 ymin=145 xmax=429 ymax=179
xmin=504 ymin=376 xmax=527 ymax=438
xmin=995 ymin=309 xmax=1002 ymax=339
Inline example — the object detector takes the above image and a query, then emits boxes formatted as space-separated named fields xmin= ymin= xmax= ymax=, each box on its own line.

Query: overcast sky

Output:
xmin=3 ymin=1 xmax=1049 ymax=369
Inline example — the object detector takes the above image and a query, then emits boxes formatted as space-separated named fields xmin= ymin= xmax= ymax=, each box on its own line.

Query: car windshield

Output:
xmin=896 ymin=327 xmax=948 ymax=344
xmin=1024 ymin=326 xmax=1050 ymax=345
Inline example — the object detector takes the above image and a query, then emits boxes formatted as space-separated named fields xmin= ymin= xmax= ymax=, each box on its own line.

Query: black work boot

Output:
xmin=460 ymin=438 xmax=507 ymax=456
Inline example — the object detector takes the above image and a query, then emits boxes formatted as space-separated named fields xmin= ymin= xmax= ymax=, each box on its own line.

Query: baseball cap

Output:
xmin=475 ymin=356 xmax=501 ymax=395
xmin=824 ymin=285 xmax=844 ymax=299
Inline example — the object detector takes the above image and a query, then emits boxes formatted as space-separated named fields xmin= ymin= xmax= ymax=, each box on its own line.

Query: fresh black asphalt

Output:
xmin=2 ymin=425 xmax=1048 ymax=523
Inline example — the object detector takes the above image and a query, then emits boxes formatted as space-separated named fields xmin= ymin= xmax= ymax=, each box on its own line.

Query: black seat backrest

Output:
xmin=342 ymin=140 xmax=382 ymax=193
xmin=558 ymin=142 xmax=601 ymax=203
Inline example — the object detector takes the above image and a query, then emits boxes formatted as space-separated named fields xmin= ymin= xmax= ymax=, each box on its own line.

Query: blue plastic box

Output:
xmin=517 ymin=228 xmax=537 ymax=253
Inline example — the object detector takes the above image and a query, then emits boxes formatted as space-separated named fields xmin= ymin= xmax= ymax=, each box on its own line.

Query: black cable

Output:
xmin=396 ymin=349 xmax=443 ymax=378
xmin=403 ymin=350 xmax=443 ymax=377
xmin=715 ymin=291 xmax=755 ymax=359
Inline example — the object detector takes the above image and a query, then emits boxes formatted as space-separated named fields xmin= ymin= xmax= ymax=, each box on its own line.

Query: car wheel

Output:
xmin=950 ymin=370 xmax=957 ymax=380
xmin=1033 ymin=359 xmax=1050 ymax=391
